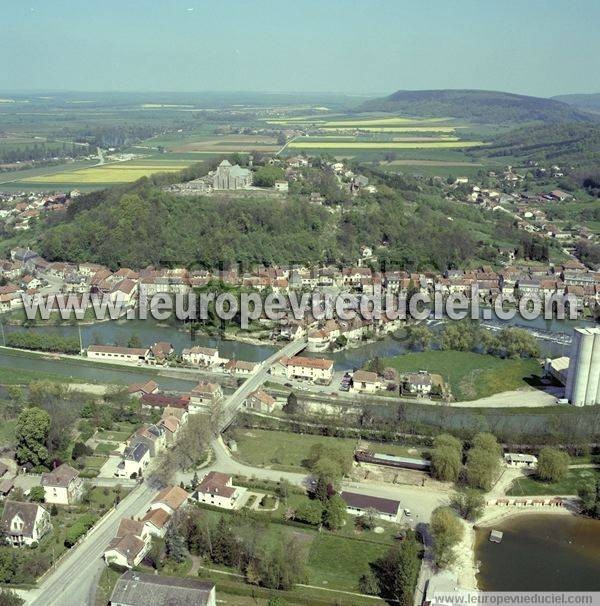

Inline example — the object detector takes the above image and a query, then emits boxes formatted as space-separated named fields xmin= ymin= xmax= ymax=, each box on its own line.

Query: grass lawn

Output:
xmin=95 ymin=429 xmax=131 ymax=442
xmin=82 ymin=455 xmax=108 ymax=476
xmin=0 ymin=418 xmax=16 ymax=447
xmin=230 ymin=428 xmax=429 ymax=472
xmin=383 ymin=350 xmax=541 ymax=401
xmin=507 ymin=468 xmax=600 ymax=496
xmin=94 ymin=441 xmax=119 ymax=455
xmin=95 ymin=567 xmax=122 ymax=606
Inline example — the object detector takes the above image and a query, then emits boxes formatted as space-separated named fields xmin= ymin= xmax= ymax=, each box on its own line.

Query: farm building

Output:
xmin=355 ymin=450 xmax=431 ymax=472
xmin=340 ymin=491 xmax=401 ymax=522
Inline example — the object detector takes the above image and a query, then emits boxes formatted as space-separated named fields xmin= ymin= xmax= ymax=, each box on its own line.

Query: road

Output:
xmin=25 ymin=483 xmax=155 ymax=606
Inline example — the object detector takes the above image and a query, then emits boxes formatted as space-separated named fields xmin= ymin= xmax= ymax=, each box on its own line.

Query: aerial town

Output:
xmin=1 ymin=3 xmax=600 ymax=606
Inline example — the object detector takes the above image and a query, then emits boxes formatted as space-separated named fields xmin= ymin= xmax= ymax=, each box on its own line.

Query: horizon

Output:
xmin=2 ymin=0 xmax=600 ymax=97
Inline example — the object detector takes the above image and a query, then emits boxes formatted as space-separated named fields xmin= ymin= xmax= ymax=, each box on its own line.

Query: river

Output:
xmin=475 ymin=514 xmax=600 ymax=591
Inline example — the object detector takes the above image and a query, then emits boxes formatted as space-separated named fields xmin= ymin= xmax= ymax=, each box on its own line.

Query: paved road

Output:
xmin=25 ymin=483 xmax=155 ymax=606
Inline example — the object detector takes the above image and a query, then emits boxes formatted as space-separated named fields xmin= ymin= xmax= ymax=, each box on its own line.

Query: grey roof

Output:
xmin=0 ymin=501 xmax=46 ymax=538
xmin=341 ymin=491 xmax=400 ymax=516
xmin=110 ymin=571 xmax=215 ymax=606
xmin=124 ymin=443 xmax=149 ymax=462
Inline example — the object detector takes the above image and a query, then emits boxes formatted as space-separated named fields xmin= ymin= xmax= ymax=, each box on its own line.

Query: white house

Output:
xmin=276 ymin=355 xmax=334 ymax=385
xmin=0 ymin=501 xmax=52 ymax=547
xmin=504 ymin=453 xmax=538 ymax=468
xmin=150 ymin=485 xmax=189 ymax=516
xmin=87 ymin=345 xmax=150 ymax=364
xmin=350 ymin=370 xmax=382 ymax=394
xmin=40 ymin=463 xmax=83 ymax=505
xmin=245 ymin=389 xmax=276 ymax=413
xmin=404 ymin=371 xmax=433 ymax=395
xmin=115 ymin=443 xmax=150 ymax=478
xmin=182 ymin=346 xmax=223 ymax=367
xmin=193 ymin=472 xmax=246 ymax=510
xmin=104 ymin=518 xmax=149 ymax=569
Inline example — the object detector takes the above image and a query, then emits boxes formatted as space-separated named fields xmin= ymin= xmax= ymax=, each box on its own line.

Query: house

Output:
xmin=109 ymin=571 xmax=216 ymax=606
xmin=41 ymin=463 xmax=83 ymax=505
xmin=158 ymin=415 xmax=181 ymax=444
xmin=340 ymin=491 xmax=401 ymax=523
xmin=212 ymin=160 xmax=252 ymax=190
xmin=224 ymin=359 xmax=257 ymax=376
xmin=149 ymin=342 xmax=174 ymax=364
xmin=115 ymin=443 xmax=150 ymax=478
xmin=0 ymin=501 xmax=52 ymax=546
xmin=404 ymin=371 xmax=433 ymax=395
xmin=130 ymin=424 xmax=165 ymax=457
xmin=141 ymin=393 xmax=189 ymax=412
xmin=150 ymin=485 xmax=189 ymax=516
xmin=140 ymin=508 xmax=171 ymax=538
xmin=350 ymin=370 xmax=382 ymax=393
xmin=87 ymin=345 xmax=150 ymax=364
xmin=245 ymin=389 xmax=276 ymax=413
xmin=182 ymin=346 xmax=222 ymax=367
xmin=189 ymin=382 xmax=223 ymax=413
xmin=279 ymin=355 xmax=334 ymax=385
xmin=274 ymin=180 xmax=289 ymax=192
xmin=127 ymin=380 xmax=159 ymax=398
xmin=104 ymin=519 xmax=149 ymax=569
xmin=193 ymin=471 xmax=246 ymax=510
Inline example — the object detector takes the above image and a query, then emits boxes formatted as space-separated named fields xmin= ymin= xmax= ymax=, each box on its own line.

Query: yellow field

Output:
xmin=288 ymin=141 xmax=484 ymax=150
xmin=20 ymin=163 xmax=189 ymax=184
xmin=268 ymin=116 xmax=449 ymax=127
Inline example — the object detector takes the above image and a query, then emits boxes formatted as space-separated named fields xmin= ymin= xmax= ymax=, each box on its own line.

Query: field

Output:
xmin=383 ymin=350 xmax=542 ymax=401
xmin=507 ymin=468 xmax=600 ymax=496
xmin=229 ymin=428 xmax=429 ymax=472
xmin=288 ymin=140 xmax=483 ymax=150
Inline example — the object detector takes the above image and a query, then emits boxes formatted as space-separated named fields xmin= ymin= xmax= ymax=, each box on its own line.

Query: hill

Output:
xmin=358 ymin=89 xmax=592 ymax=123
xmin=552 ymin=93 xmax=600 ymax=114
xmin=468 ymin=122 xmax=600 ymax=171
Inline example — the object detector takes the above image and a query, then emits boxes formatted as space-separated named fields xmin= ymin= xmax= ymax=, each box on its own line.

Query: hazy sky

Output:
xmin=2 ymin=0 xmax=599 ymax=97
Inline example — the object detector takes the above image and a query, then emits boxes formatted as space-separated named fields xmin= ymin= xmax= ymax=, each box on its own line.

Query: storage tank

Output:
xmin=567 ymin=328 xmax=595 ymax=406
xmin=585 ymin=329 xmax=600 ymax=405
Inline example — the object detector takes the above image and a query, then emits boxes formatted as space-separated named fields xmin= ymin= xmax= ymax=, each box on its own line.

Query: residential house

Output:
xmin=115 ymin=443 xmax=150 ymax=479
xmin=140 ymin=508 xmax=171 ymax=538
xmin=404 ymin=372 xmax=433 ymax=395
xmin=189 ymin=382 xmax=223 ymax=413
xmin=182 ymin=346 xmax=222 ymax=367
xmin=193 ymin=472 xmax=246 ymax=510
xmin=0 ymin=501 xmax=52 ymax=546
xmin=40 ymin=463 xmax=83 ymax=505
xmin=149 ymin=342 xmax=174 ymax=364
xmin=280 ymin=355 xmax=334 ymax=385
xmin=224 ymin=359 xmax=257 ymax=376
xmin=104 ymin=518 xmax=149 ymax=569
xmin=340 ymin=491 xmax=400 ymax=522
xmin=129 ymin=424 xmax=165 ymax=458
xmin=350 ymin=370 xmax=382 ymax=394
xmin=127 ymin=380 xmax=159 ymax=399
xmin=504 ymin=453 xmax=538 ymax=468
xmin=109 ymin=571 xmax=216 ymax=606
xmin=245 ymin=389 xmax=276 ymax=413
xmin=140 ymin=393 xmax=189 ymax=412
xmin=150 ymin=485 xmax=189 ymax=516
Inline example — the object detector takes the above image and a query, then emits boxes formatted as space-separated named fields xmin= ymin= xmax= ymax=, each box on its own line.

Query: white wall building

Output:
xmin=565 ymin=327 xmax=600 ymax=406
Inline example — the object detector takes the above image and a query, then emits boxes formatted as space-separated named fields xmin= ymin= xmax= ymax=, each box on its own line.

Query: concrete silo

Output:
xmin=565 ymin=327 xmax=600 ymax=406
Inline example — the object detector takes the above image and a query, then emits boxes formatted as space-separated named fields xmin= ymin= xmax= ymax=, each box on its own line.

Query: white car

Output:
xmin=404 ymin=508 xmax=411 ymax=516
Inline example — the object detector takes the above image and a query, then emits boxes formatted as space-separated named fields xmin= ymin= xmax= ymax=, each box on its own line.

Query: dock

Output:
xmin=489 ymin=530 xmax=503 ymax=543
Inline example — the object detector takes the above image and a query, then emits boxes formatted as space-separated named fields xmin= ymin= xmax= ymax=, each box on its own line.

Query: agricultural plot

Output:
xmin=17 ymin=160 xmax=193 ymax=186
xmin=288 ymin=140 xmax=483 ymax=150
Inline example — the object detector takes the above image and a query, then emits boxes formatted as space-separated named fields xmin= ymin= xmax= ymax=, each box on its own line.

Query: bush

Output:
xmin=64 ymin=513 xmax=98 ymax=547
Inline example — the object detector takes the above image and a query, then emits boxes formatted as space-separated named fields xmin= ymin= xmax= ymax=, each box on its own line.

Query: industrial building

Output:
xmin=565 ymin=327 xmax=600 ymax=406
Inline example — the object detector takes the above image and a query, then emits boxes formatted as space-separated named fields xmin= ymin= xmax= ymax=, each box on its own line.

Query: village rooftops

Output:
xmin=141 ymin=393 xmax=189 ymax=409
xmin=110 ymin=571 xmax=215 ymax=606
xmin=41 ymin=463 xmax=79 ymax=488
xmin=141 ymin=508 xmax=170 ymax=530
xmin=191 ymin=381 xmax=220 ymax=395
xmin=127 ymin=380 xmax=159 ymax=395
xmin=116 ymin=517 xmax=145 ymax=539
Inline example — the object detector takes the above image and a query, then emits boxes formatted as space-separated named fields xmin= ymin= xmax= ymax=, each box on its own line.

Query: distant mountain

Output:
xmin=552 ymin=93 xmax=600 ymax=113
xmin=358 ymin=89 xmax=592 ymax=123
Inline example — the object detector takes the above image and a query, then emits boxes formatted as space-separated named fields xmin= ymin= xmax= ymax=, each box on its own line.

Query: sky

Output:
xmin=1 ymin=0 xmax=599 ymax=97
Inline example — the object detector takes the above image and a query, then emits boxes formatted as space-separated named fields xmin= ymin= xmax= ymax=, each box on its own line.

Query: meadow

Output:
xmin=288 ymin=140 xmax=483 ymax=150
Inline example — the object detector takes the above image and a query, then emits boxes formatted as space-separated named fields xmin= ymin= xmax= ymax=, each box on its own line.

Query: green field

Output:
xmin=507 ymin=468 xmax=600 ymax=496
xmin=288 ymin=140 xmax=483 ymax=150
xmin=383 ymin=350 xmax=542 ymax=401
xmin=230 ymin=428 xmax=429 ymax=472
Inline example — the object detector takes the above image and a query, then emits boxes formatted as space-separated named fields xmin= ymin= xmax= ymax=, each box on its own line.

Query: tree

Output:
xmin=323 ymin=495 xmax=347 ymax=530
xmin=28 ymin=486 xmax=45 ymax=503
xmin=578 ymin=478 xmax=600 ymax=519
xmin=450 ymin=489 xmax=485 ymax=521
xmin=72 ymin=441 xmax=93 ymax=460
xmin=471 ymin=433 xmax=502 ymax=458
xmin=431 ymin=434 xmax=463 ymax=482
xmin=537 ymin=447 xmax=570 ymax=483
xmin=465 ymin=447 xmax=500 ymax=491
xmin=0 ymin=588 xmax=24 ymax=606
xmin=165 ymin=523 xmax=188 ymax=563
xmin=294 ymin=500 xmax=324 ymax=526
xmin=430 ymin=507 xmax=464 ymax=568
xmin=15 ymin=407 xmax=51 ymax=468
xmin=358 ymin=570 xmax=380 ymax=595
xmin=373 ymin=534 xmax=420 ymax=606
xmin=283 ymin=392 xmax=298 ymax=415
xmin=253 ymin=166 xmax=285 ymax=188
xmin=127 ymin=334 xmax=143 ymax=349
xmin=405 ymin=324 xmax=432 ymax=351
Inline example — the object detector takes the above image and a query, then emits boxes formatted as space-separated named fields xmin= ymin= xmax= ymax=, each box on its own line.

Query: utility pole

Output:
xmin=78 ymin=324 xmax=83 ymax=353
xmin=0 ymin=320 xmax=5 ymax=347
